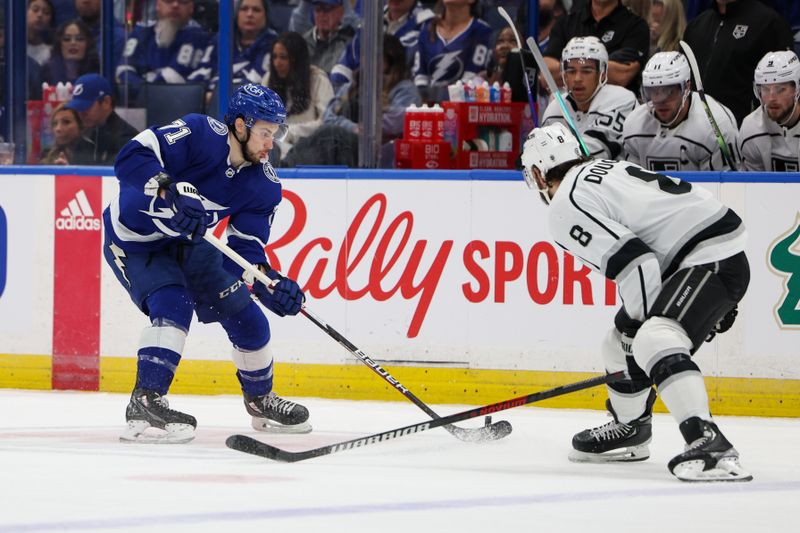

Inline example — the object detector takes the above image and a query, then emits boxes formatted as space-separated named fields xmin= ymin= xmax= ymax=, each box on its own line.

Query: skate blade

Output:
xmin=568 ymin=443 xmax=650 ymax=463
xmin=119 ymin=420 xmax=196 ymax=444
xmin=251 ymin=416 xmax=312 ymax=434
xmin=672 ymin=457 xmax=753 ymax=482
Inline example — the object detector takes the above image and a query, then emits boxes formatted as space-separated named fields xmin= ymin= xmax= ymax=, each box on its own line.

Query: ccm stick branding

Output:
xmin=55 ymin=189 xmax=101 ymax=231
xmin=257 ymin=191 xmax=618 ymax=337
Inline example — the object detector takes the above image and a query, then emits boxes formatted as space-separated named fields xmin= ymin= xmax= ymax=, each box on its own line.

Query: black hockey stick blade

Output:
xmin=226 ymin=371 xmax=625 ymax=463
xmin=203 ymin=232 xmax=512 ymax=443
xmin=300 ymin=307 xmax=512 ymax=443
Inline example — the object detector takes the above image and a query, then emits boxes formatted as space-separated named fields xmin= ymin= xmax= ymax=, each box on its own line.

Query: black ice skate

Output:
xmin=245 ymin=391 xmax=312 ymax=434
xmin=120 ymin=388 xmax=197 ymax=444
xmin=668 ymin=417 xmax=752 ymax=482
xmin=569 ymin=389 xmax=656 ymax=463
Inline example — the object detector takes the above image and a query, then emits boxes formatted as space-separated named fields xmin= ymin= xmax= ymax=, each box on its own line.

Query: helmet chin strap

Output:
xmin=235 ymin=126 xmax=252 ymax=161
xmin=570 ymin=69 xmax=607 ymax=105
xmin=777 ymin=99 xmax=800 ymax=127
xmin=655 ymin=86 xmax=690 ymax=128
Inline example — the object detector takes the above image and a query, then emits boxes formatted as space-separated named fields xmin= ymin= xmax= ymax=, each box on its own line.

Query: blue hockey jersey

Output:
xmin=116 ymin=20 xmax=210 ymax=99
xmin=188 ymin=29 xmax=278 ymax=91
xmin=330 ymin=3 xmax=434 ymax=86
xmin=107 ymin=113 xmax=282 ymax=272
xmin=412 ymin=17 xmax=493 ymax=88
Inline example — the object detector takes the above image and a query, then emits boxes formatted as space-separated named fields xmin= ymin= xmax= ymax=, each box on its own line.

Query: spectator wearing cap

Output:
xmin=302 ymin=0 xmax=356 ymax=74
xmin=115 ymin=0 xmax=210 ymax=101
xmin=66 ymin=73 xmax=138 ymax=165
xmin=288 ymin=0 xmax=360 ymax=36
xmin=543 ymin=0 xmax=650 ymax=93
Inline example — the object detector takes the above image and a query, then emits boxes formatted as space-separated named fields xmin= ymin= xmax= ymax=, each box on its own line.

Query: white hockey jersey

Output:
xmin=547 ymin=159 xmax=746 ymax=322
xmin=541 ymin=84 xmax=637 ymax=159
xmin=622 ymin=93 xmax=739 ymax=171
xmin=738 ymin=107 xmax=800 ymax=171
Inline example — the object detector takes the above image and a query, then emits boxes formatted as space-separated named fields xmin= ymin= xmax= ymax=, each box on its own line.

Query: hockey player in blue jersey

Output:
xmin=412 ymin=0 xmax=492 ymax=101
xmin=116 ymin=0 xmax=210 ymax=100
xmin=104 ymin=83 xmax=309 ymax=443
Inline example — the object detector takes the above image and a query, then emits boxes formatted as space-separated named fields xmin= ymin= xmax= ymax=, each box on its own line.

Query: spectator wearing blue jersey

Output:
xmin=262 ymin=31 xmax=334 ymax=162
xmin=40 ymin=19 xmax=99 ymax=85
xmin=189 ymin=0 xmax=278 ymax=95
xmin=330 ymin=0 xmax=435 ymax=88
xmin=301 ymin=0 xmax=357 ymax=74
xmin=116 ymin=0 xmax=210 ymax=101
xmin=27 ymin=0 xmax=56 ymax=66
xmin=412 ymin=0 xmax=493 ymax=103
xmin=104 ymin=84 xmax=310 ymax=443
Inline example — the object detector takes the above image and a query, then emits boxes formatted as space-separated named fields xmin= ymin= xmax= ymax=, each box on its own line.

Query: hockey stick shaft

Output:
xmin=525 ymin=36 xmax=590 ymax=156
xmin=203 ymin=232 xmax=509 ymax=442
xmin=297 ymin=306 xmax=509 ymax=441
xmin=227 ymin=370 xmax=627 ymax=462
xmin=497 ymin=7 xmax=538 ymax=126
xmin=678 ymin=40 xmax=737 ymax=171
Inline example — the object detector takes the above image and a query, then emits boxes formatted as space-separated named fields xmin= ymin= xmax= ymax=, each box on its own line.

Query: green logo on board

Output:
xmin=768 ymin=215 xmax=800 ymax=328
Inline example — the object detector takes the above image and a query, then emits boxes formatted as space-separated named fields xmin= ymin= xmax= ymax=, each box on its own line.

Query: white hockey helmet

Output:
xmin=642 ymin=51 xmax=691 ymax=88
xmin=561 ymin=36 xmax=609 ymax=98
xmin=520 ymin=123 xmax=583 ymax=204
xmin=641 ymin=52 xmax=692 ymax=126
xmin=753 ymin=50 xmax=800 ymax=102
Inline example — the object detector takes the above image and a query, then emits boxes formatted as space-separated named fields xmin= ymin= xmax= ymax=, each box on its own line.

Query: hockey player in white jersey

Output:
xmin=622 ymin=52 xmax=739 ymax=171
xmin=739 ymin=50 xmax=800 ymax=171
xmin=520 ymin=123 xmax=752 ymax=482
xmin=541 ymin=36 xmax=637 ymax=159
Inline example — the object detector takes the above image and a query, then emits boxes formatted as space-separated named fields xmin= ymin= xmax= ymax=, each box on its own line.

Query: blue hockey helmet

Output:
xmin=225 ymin=83 xmax=288 ymax=141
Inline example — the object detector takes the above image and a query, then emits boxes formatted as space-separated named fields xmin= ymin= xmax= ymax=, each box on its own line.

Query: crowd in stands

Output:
xmin=4 ymin=0 xmax=800 ymax=169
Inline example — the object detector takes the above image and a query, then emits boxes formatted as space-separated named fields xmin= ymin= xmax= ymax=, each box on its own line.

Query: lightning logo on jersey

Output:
xmin=413 ymin=17 xmax=492 ymax=87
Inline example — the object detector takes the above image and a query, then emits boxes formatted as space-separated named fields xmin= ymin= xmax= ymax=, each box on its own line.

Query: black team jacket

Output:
xmin=682 ymin=0 xmax=793 ymax=126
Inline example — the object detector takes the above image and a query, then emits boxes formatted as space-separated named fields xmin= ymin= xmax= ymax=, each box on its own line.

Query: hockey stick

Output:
xmin=678 ymin=40 xmax=737 ymax=171
xmin=226 ymin=370 xmax=627 ymax=462
xmin=497 ymin=7 xmax=538 ymax=126
xmin=525 ymin=36 xmax=590 ymax=156
xmin=203 ymin=232 xmax=512 ymax=443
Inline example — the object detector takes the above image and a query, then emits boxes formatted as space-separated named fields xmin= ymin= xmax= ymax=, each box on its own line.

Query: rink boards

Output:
xmin=0 ymin=167 xmax=798 ymax=417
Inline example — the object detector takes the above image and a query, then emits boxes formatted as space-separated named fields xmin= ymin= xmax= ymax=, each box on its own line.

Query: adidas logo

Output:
xmin=55 ymin=189 xmax=101 ymax=231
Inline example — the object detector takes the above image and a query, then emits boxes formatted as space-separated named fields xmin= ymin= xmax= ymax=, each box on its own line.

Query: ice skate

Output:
xmin=569 ymin=390 xmax=656 ymax=463
xmin=245 ymin=391 xmax=312 ymax=434
xmin=668 ymin=417 xmax=753 ymax=482
xmin=120 ymin=388 xmax=197 ymax=444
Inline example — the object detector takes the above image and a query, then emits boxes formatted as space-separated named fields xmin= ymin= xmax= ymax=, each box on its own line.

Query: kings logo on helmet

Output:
xmin=55 ymin=189 xmax=101 ymax=231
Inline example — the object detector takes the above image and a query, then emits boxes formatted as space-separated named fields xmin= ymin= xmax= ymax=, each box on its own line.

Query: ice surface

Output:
xmin=0 ymin=390 xmax=797 ymax=532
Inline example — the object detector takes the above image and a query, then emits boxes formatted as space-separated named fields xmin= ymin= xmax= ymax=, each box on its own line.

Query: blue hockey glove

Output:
xmin=163 ymin=182 xmax=207 ymax=242
xmin=252 ymin=270 xmax=305 ymax=317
